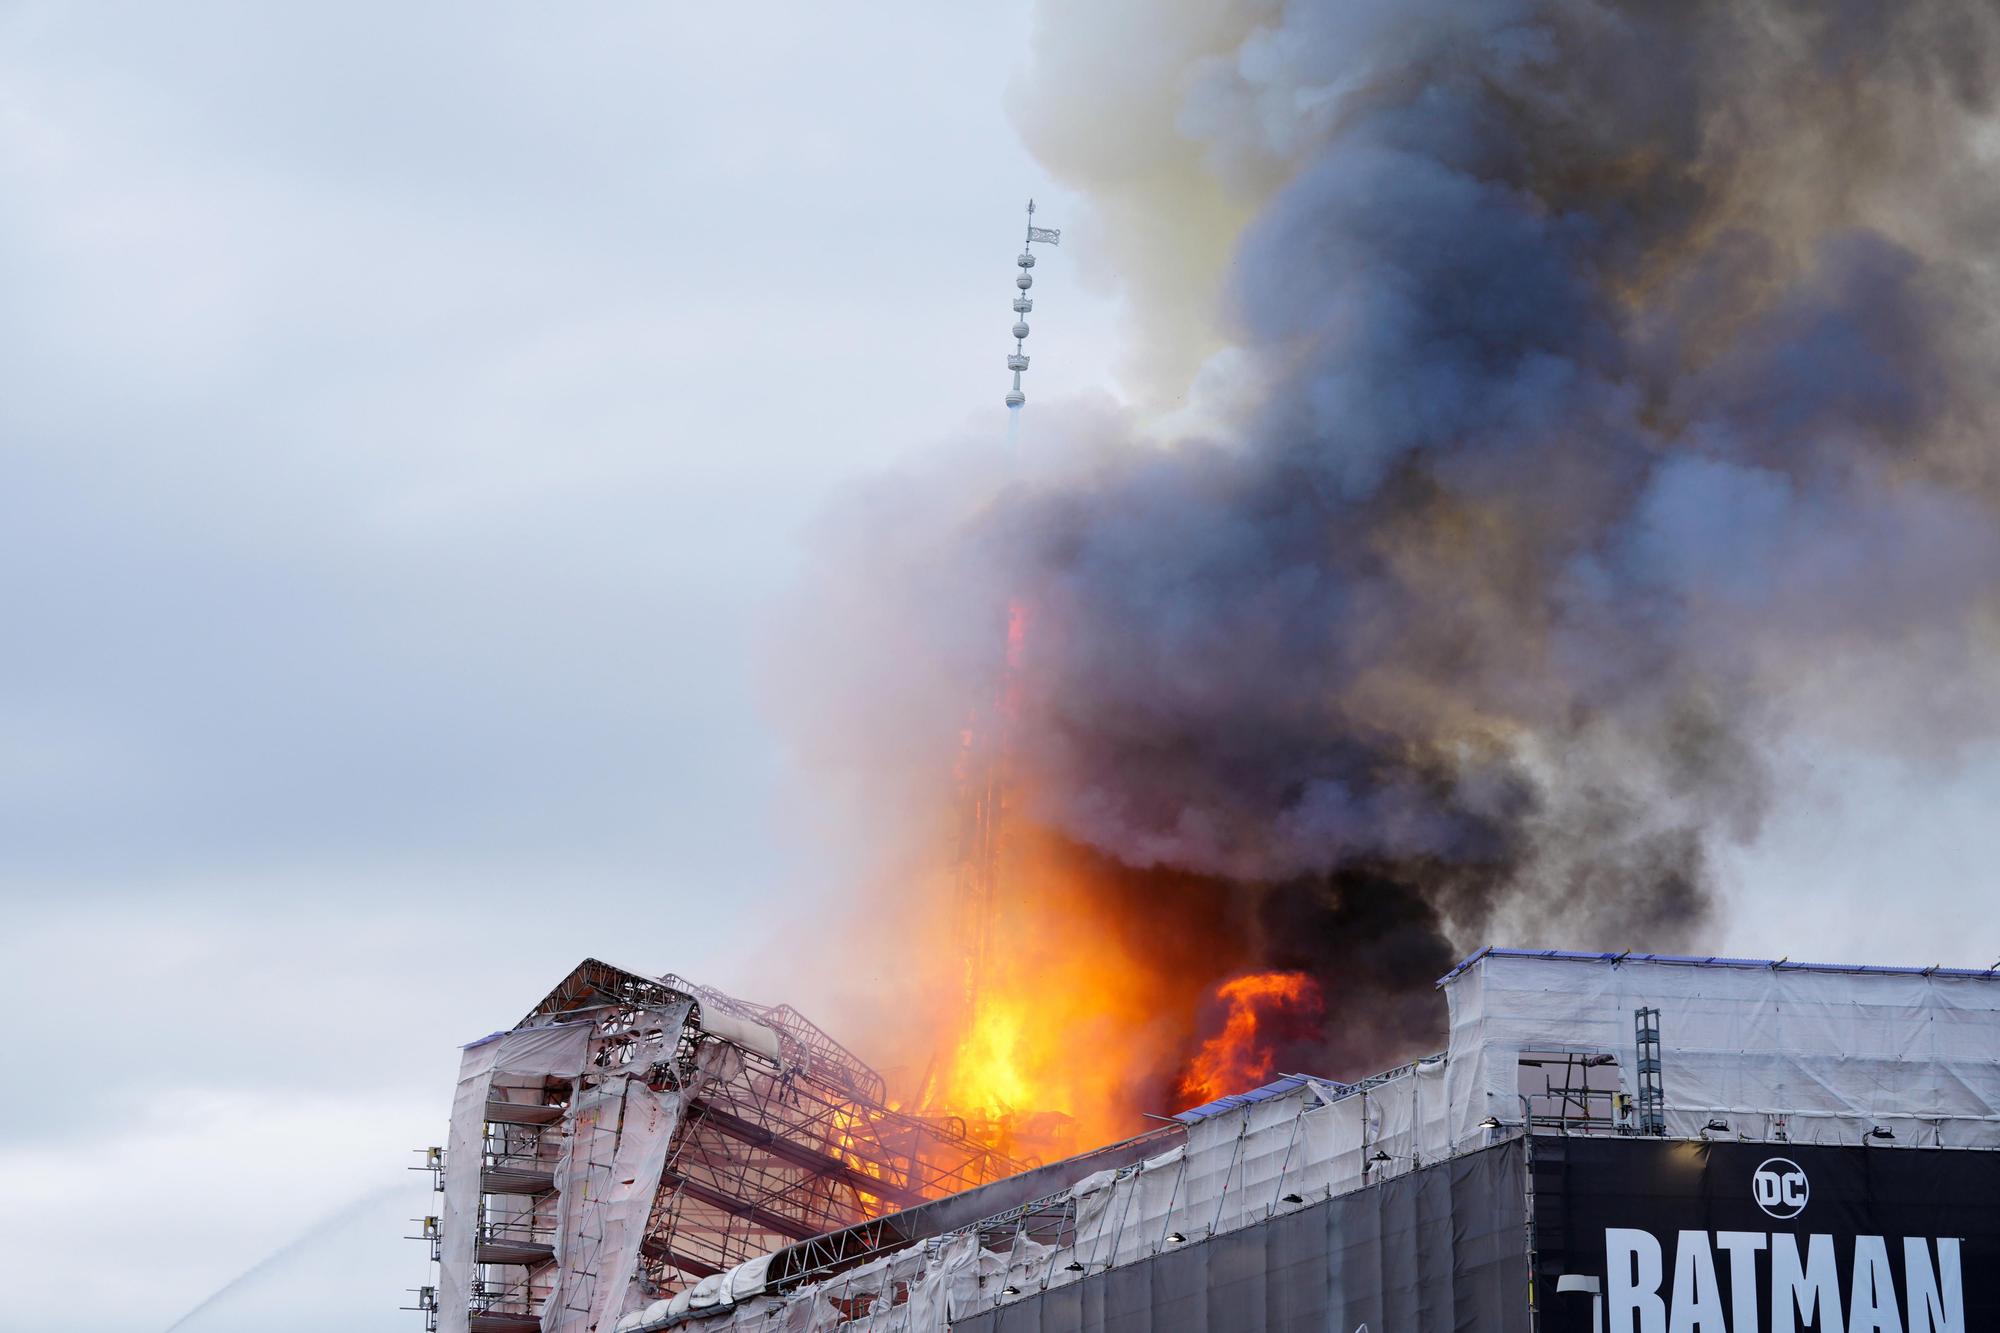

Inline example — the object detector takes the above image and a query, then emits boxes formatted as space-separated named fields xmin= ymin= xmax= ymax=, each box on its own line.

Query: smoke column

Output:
xmin=779 ymin=1 xmax=2000 ymax=1108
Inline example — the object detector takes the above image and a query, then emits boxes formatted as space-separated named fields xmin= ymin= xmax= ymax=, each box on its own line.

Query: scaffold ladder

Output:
xmin=1634 ymin=1007 xmax=1666 ymax=1135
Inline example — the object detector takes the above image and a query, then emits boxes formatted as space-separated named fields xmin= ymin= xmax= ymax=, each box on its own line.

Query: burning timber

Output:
xmin=413 ymin=951 xmax=2000 ymax=1332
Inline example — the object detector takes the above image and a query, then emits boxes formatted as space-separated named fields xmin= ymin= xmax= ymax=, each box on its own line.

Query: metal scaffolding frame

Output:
xmin=416 ymin=960 xmax=1026 ymax=1329
xmin=637 ymin=972 xmax=1021 ymax=1290
xmin=1518 ymin=1050 xmax=1623 ymax=1134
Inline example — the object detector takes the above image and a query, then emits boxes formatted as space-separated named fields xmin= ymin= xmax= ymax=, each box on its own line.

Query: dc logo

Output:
xmin=1753 ymin=1158 xmax=1809 ymax=1219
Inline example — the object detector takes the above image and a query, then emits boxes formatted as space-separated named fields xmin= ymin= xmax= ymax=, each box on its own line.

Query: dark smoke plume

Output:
xmin=780 ymin=0 xmax=2000 ymax=1091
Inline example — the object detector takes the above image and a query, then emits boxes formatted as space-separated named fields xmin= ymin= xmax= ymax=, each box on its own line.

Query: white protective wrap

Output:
xmin=439 ymin=1038 xmax=503 ymax=1333
xmin=1441 ymin=952 xmax=2000 ymax=1152
xmin=697 ymin=1009 xmax=785 ymax=1066
xmin=438 ymin=1023 xmax=594 ymax=1333
xmin=543 ymin=1077 xmax=683 ymax=1333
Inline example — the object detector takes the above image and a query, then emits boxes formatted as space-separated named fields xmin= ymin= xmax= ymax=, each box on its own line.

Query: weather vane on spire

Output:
xmin=1006 ymin=199 xmax=1060 ymax=409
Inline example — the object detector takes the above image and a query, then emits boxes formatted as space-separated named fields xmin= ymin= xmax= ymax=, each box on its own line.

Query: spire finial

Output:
xmin=1005 ymin=199 xmax=1060 ymax=409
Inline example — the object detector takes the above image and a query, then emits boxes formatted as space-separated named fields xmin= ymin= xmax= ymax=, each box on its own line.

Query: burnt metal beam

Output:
xmin=661 ymin=1169 xmax=829 ymax=1242
xmin=763 ymin=1123 xmax=1183 ymax=1293
xmin=638 ymin=1239 xmax=725 ymax=1278
xmin=685 ymin=1099 xmax=926 ymax=1210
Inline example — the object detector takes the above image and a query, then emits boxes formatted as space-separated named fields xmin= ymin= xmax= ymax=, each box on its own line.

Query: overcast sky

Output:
xmin=3 ymin=5 xmax=1996 ymax=1332
xmin=0 ymin=4 xmax=1122 ymax=1328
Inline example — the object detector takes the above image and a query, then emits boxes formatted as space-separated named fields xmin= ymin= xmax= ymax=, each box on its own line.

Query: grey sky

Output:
xmin=0 ymin=4 xmax=1118 ymax=1328
xmin=3 ymin=4 xmax=1997 ymax=1332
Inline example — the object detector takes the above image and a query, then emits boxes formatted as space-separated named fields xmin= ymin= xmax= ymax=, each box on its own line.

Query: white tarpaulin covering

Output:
xmin=543 ymin=1077 xmax=682 ymax=1333
xmin=1441 ymin=950 xmax=2000 ymax=1151
xmin=696 ymin=1009 xmax=784 ymax=1066
xmin=439 ymin=1023 xmax=594 ymax=1333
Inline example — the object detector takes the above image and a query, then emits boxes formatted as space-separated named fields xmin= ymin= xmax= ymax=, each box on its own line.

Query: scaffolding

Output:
xmin=638 ymin=972 xmax=1020 ymax=1288
xmin=947 ymin=589 xmax=1028 ymax=1036
xmin=941 ymin=202 xmax=1060 ymax=1077
xmin=1517 ymin=1051 xmax=1624 ymax=1134
xmin=1633 ymin=1006 xmax=1666 ymax=1136
xmin=416 ymin=960 xmax=1025 ymax=1332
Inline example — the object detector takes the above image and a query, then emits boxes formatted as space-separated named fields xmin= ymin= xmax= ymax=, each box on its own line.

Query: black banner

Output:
xmin=1534 ymin=1138 xmax=2000 ymax=1333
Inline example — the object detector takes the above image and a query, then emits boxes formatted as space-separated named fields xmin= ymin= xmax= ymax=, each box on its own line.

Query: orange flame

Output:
xmin=930 ymin=846 xmax=1167 ymax=1157
xmin=877 ymin=828 xmax=1237 ymax=1158
xmin=875 ymin=596 xmax=1330 ymax=1161
xmin=1175 ymin=971 xmax=1326 ymax=1108
xmin=873 ymin=838 xmax=1334 ymax=1160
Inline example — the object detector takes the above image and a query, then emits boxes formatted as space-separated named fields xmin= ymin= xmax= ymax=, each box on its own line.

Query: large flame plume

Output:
xmin=778 ymin=0 xmax=2000 ymax=1156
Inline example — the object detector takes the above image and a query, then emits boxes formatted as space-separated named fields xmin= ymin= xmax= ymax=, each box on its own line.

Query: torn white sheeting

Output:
xmin=544 ymin=1077 xmax=682 ymax=1333
xmin=910 ymin=1232 xmax=982 ymax=1329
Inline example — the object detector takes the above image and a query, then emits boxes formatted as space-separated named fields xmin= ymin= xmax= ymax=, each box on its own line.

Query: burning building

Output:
xmin=778 ymin=0 xmax=2000 ymax=1151
xmin=414 ymin=948 xmax=2000 ymax=1332
xmin=404 ymin=14 xmax=2000 ymax=1327
xmin=752 ymin=19 xmax=2000 ymax=1320
xmin=412 ymin=961 xmax=1024 ymax=1333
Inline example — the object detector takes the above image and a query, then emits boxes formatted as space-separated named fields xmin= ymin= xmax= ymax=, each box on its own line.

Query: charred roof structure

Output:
xmin=412 ymin=960 xmax=1022 ymax=1333
xmin=416 ymin=950 xmax=2000 ymax=1332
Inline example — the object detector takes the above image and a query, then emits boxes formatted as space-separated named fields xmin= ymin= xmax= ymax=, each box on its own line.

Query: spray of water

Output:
xmin=160 ymin=1186 xmax=402 ymax=1332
